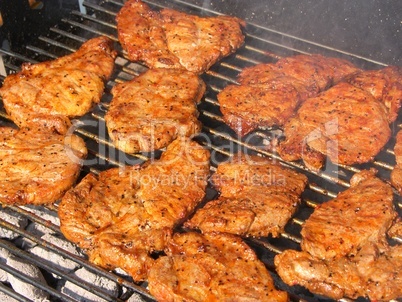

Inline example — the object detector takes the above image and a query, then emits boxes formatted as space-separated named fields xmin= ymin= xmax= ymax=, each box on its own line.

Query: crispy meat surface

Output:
xmin=0 ymin=36 xmax=117 ymax=134
xmin=278 ymin=82 xmax=391 ymax=170
xmin=346 ymin=66 xmax=402 ymax=122
xmin=0 ymin=127 xmax=87 ymax=205
xmin=276 ymin=54 xmax=358 ymax=93
xmin=218 ymin=79 xmax=302 ymax=136
xmin=238 ymin=64 xmax=316 ymax=100
xmin=391 ymin=130 xmax=402 ymax=193
xmin=58 ymin=138 xmax=210 ymax=281
xmin=185 ymin=154 xmax=307 ymax=237
xmin=274 ymin=170 xmax=402 ymax=301
xmin=105 ymin=68 xmax=205 ymax=153
xmin=388 ymin=219 xmax=402 ymax=239
xmin=148 ymin=231 xmax=289 ymax=302
xmin=275 ymin=243 xmax=402 ymax=301
xmin=218 ymin=54 xmax=359 ymax=136
xmin=116 ymin=0 xmax=245 ymax=73
xmin=301 ymin=169 xmax=396 ymax=260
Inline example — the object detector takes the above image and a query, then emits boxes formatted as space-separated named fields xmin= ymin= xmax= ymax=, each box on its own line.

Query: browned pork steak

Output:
xmin=275 ymin=170 xmax=401 ymax=301
xmin=58 ymin=138 xmax=210 ymax=281
xmin=391 ymin=130 xmax=402 ymax=193
xmin=218 ymin=54 xmax=359 ymax=136
xmin=346 ymin=66 xmax=402 ymax=122
xmin=0 ymin=127 xmax=87 ymax=205
xmin=0 ymin=36 xmax=117 ymax=134
xmin=116 ymin=0 xmax=245 ymax=73
xmin=300 ymin=169 xmax=396 ymax=260
xmin=218 ymin=78 xmax=302 ymax=136
xmin=185 ymin=154 xmax=307 ymax=237
xmin=148 ymin=232 xmax=289 ymax=302
xmin=105 ymin=68 xmax=206 ymax=153
xmin=278 ymin=82 xmax=391 ymax=170
xmin=275 ymin=243 xmax=402 ymax=301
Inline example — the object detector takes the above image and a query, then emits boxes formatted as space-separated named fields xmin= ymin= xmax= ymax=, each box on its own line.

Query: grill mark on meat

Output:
xmin=0 ymin=36 xmax=117 ymax=134
xmin=0 ymin=127 xmax=87 ymax=205
xmin=105 ymin=68 xmax=206 ymax=153
xmin=218 ymin=54 xmax=360 ymax=136
xmin=345 ymin=66 xmax=402 ymax=122
xmin=148 ymin=232 xmax=289 ymax=301
xmin=278 ymin=81 xmax=392 ymax=170
xmin=185 ymin=153 xmax=307 ymax=237
xmin=275 ymin=170 xmax=402 ymax=301
xmin=116 ymin=0 xmax=245 ymax=73
xmin=58 ymin=138 xmax=210 ymax=281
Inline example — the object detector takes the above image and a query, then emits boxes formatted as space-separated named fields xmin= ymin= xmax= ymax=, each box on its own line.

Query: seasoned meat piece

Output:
xmin=185 ymin=154 xmax=307 ymax=237
xmin=346 ymin=66 xmax=402 ymax=122
xmin=275 ymin=243 xmax=402 ymax=301
xmin=0 ymin=36 xmax=117 ymax=134
xmin=0 ymin=127 xmax=87 ymax=205
xmin=160 ymin=9 xmax=245 ymax=72
xmin=58 ymin=138 xmax=210 ymax=281
xmin=116 ymin=0 xmax=245 ymax=73
xmin=148 ymin=232 xmax=289 ymax=302
xmin=218 ymin=79 xmax=302 ymax=136
xmin=105 ymin=68 xmax=205 ymax=153
xmin=218 ymin=54 xmax=359 ymax=136
xmin=276 ymin=54 xmax=359 ymax=93
xmin=278 ymin=82 xmax=391 ymax=170
xmin=301 ymin=169 xmax=396 ymax=260
xmin=391 ymin=130 xmax=402 ymax=193
xmin=388 ymin=219 xmax=402 ymax=239
xmin=274 ymin=170 xmax=402 ymax=301
xmin=238 ymin=64 xmax=315 ymax=100
xmin=116 ymin=0 xmax=180 ymax=69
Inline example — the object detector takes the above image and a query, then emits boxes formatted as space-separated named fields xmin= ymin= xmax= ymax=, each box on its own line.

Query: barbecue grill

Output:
xmin=0 ymin=0 xmax=401 ymax=301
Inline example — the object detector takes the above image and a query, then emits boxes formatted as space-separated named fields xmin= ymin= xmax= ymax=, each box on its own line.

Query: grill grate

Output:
xmin=0 ymin=0 xmax=401 ymax=301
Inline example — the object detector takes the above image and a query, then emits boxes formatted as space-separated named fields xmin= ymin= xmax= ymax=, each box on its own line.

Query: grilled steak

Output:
xmin=0 ymin=36 xmax=117 ymax=134
xmin=185 ymin=154 xmax=307 ymax=237
xmin=0 ymin=127 xmax=87 ymax=205
xmin=278 ymin=82 xmax=391 ymax=170
xmin=275 ymin=243 xmax=402 ymax=301
xmin=391 ymin=130 xmax=402 ymax=194
xmin=116 ymin=0 xmax=245 ymax=73
xmin=105 ymin=68 xmax=205 ymax=153
xmin=275 ymin=170 xmax=402 ymax=301
xmin=301 ymin=169 xmax=396 ymax=260
xmin=218 ymin=54 xmax=359 ymax=136
xmin=58 ymin=138 xmax=210 ymax=281
xmin=275 ymin=54 xmax=359 ymax=93
xmin=148 ymin=231 xmax=289 ymax=302
xmin=392 ymin=218 xmax=402 ymax=241
xmin=389 ymin=219 xmax=402 ymax=239
xmin=218 ymin=77 xmax=302 ymax=136
xmin=346 ymin=66 xmax=402 ymax=122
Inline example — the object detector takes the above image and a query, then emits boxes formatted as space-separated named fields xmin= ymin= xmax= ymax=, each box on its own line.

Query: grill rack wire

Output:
xmin=0 ymin=0 xmax=401 ymax=301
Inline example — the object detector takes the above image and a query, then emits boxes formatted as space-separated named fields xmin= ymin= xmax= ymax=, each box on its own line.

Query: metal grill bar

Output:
xmin=0 ymin=216 xmax=154 ymax=301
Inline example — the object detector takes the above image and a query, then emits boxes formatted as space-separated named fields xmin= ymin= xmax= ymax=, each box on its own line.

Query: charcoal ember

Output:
xmin=14 ymin=206 xmax=60 ymax=249
xmin=15 ymin=222 xmax=56 ymax=250
xmin=0 ymin=292 xmax=19 ymax=302
xmin=61 ymin=267 xmax=120 ymax=302
xmin=29 ymin=233 xmax=83 ymax=278
xmin=0 ymin=246 xmax=11 ymax=282
xmin=6 ymin=254 xmax=49 ymax=301
xmin=127 ymin=292 xmax=147 ymax=302
xmin=0 ymin=207 xmax=28 ymax=240
xmin=20 ymin=206 xmax=60 ymax=226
